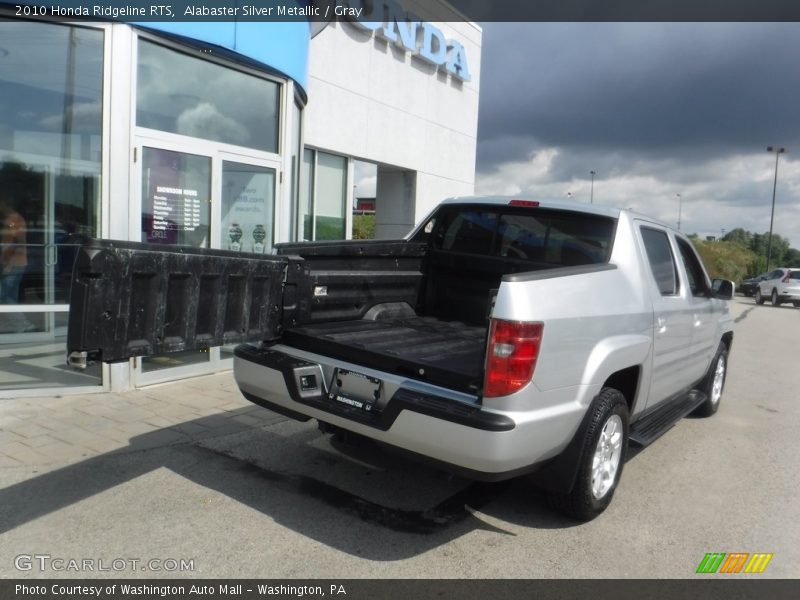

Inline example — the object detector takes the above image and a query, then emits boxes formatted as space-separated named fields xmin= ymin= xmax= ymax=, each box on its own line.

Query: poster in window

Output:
xmin=221 ymin=162 xmax=275 ymax=253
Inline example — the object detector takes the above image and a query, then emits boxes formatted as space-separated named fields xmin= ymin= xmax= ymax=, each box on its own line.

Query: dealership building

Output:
xmin=0 ymin=2 xmax=481 ymax=396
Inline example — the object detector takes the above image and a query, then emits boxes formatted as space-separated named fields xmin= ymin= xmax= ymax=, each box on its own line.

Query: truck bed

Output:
xmin=282 ymin=317 xmax=487 ymax=395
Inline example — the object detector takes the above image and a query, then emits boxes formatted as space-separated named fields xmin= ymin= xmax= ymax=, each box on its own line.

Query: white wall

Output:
xmin=304 ymin=5 xmax=481 ymax=227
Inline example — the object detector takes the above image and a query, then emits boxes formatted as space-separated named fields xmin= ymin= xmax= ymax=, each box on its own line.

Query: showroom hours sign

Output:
xmin=141 ymin=148 xmax=211 ymax=248
xmin=151 ymin=186 xmax=202 ymax=235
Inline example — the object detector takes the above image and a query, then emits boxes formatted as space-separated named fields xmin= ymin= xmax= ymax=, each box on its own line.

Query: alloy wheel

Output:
xmin=591 ymin=414 xmax=623 ymax=499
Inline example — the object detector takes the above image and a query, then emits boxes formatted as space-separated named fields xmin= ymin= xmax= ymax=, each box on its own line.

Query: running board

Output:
xmin=629 ymin=390 xmax=707 ymax=447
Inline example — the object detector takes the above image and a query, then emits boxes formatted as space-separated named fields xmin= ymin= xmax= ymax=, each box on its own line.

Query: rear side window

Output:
xmin=676 ymin=237 xmax=710 ymax=297
xmin=431 ymin=205 xmax=615 ymax=266
xmin=789 ymin=270 xmax=800 ymax=280
xmin=641 ymin=227 xmax=678 ymax=295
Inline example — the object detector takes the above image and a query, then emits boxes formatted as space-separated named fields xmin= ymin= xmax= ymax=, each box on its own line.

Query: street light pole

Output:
xmin=766 ymin=146 xmax=786 ymax=271
xmin=590 ymin=170 xmax=596 ymax=204
xmin=676 ymin=193 xmax=682 ymax=230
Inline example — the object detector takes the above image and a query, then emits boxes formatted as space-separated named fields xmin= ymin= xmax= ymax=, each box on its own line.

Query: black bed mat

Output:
xmin=282 ymin=317 xmax=488 ymax=395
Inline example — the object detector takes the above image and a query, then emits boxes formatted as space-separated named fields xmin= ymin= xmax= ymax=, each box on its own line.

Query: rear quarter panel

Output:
xmin=488 ymin=212 xmax=654 ymax=415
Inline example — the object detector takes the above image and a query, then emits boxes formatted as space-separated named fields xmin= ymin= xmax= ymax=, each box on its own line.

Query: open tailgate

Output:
xmin=67 ymin=239 xmax=299 ymax=365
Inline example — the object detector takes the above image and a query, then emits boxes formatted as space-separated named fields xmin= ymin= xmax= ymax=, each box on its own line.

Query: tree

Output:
xmin=722 ymin=228 xmax=752 ymax=248
xmin=719 ymin=228 xmax=794 ymax=273
xmin=691 ymin=239 xmax=757 ymax=283
xmin=785 ymin=248 xmax=800 ymax=266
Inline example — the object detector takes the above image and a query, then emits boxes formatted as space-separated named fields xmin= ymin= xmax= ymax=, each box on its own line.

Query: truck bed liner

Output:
xmin=282 ymin=317 xmax=487 ymax=395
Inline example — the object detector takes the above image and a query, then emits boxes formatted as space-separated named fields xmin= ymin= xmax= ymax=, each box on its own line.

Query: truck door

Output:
xmin=66 ymin=239 xmax=302 ymax=365
xmin=673 ymin=235 xmax=718 ymax=385
xmin=637 ymin=224 xmax=696 ymax=408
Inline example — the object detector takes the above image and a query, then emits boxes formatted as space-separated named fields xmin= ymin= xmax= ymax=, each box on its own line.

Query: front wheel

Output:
xmin=693 ymin=344 xmax=728 ymax=417
xmin=547 ymin=388 xmax=629 ymax=521
xmin=771 ymin=289 xmax=782 ymax=307
xmin=793 ymin=301 xmax=800 ymax=308
xmin=755 ymin=288 xmax=765 ymax=304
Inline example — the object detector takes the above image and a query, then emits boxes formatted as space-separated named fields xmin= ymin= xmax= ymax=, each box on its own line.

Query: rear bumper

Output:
xmin=234 ymin=344 xmax=514 ymax=433
xmin=233 ymin=344 xmax=587 ymax=478
xmin=778 ymin=287 xmax=800 ymax=302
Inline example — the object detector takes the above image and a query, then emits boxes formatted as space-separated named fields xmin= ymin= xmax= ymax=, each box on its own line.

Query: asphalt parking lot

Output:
xmin=0 ymin=296 xmax=798 ymax=578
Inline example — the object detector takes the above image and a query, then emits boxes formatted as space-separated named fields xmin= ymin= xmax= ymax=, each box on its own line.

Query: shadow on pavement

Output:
xmin=0 ymin=406 xmax=585 ymax=560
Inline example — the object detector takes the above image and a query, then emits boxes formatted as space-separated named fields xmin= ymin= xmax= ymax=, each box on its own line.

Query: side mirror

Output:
xmin=712 ymin=278 xmax=734 ymax=300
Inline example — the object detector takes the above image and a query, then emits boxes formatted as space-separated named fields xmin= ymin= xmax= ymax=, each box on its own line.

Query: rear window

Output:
xmin=419 ymin=205 xmax=615 ymax=266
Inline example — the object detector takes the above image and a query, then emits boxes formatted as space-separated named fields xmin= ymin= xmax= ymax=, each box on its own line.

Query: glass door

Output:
xmin=132 ymin=141 xmax=279 ymax=386
xmin=0 ymin=156 xmax=103 ymax=392
xmin=134 ymin=144 xmax=213 ymax=384
xmin=218 ymin=158 xmax=277 ymax=362
xmin=0 ymin=20 xmax=105 ymax=394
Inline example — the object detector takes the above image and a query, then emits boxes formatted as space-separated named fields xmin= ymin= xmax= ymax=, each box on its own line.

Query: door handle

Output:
xmin=657 ymin=316 xmax=666 ymax=331
xmin=45 ymin=243 xmax=58 ymax=266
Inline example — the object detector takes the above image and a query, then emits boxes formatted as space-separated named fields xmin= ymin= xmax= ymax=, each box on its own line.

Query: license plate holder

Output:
xmin=328 ymin=368 xmax=383 ymax=414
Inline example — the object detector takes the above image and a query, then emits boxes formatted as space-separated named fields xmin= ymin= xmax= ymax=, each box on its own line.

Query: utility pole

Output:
xmin=766 ymin=146 xmax=786 ymax=270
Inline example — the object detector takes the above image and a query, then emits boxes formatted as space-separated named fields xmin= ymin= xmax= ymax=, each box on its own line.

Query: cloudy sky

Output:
xmin=474 ymin=22 xmax=800 ymax=248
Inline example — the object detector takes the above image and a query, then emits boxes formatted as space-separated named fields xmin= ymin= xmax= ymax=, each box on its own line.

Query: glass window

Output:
xmin=427 ymin=206 xmax=614 ymax=266
xmin=0 ymin=20 xmax=103 ymax=390
xmin=314 ymin=152 xmax=347 ymax=240
xmin=641 ymin=227 xmax=678 ymax=296
xmin=136 ymin=40 xmax=279 ymax=153
xmin=0 ymin=21 xmax=103 ymax=307
xmin=676 ymin=237 xmax=710 ymax=297
xmin=140 ymin=148 xmax=211 ymax=247
xmin=297 ymin=149 xmax=348 ymax=241
xmin=440 ymin=210 xmax=498 ymax=254
xmin=221 ymin=161 xmax=275 ymax=253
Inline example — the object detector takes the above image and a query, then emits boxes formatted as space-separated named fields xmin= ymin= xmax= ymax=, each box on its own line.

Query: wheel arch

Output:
xmin=602 ymin=365 xmax=640 ymax=414
xmin=530 ymin=382 xmax=633 ymax=495
xmin=720 ymin=331 xmax=733 ymax=353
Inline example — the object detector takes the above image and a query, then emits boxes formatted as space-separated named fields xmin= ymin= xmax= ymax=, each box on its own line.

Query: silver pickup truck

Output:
xmin=68 ymin=196 xmax=734 ymax=520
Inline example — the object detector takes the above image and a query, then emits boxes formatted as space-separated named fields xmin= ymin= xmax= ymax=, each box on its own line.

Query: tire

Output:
xmin=793 ymin=301 xmax=800 ymax=308
xmin=693 ymin=344 xmax=728 ymax=417
xmin=547 ymin=388 xmax=629 ymax=521
xmin=771 ymin=289 xmax=781 ymax=307
xmin=755 ymin=288 xmax=765 ymax=304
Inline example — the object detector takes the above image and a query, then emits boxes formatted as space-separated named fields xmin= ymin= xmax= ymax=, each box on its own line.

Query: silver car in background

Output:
xmin=754 ymin=267 xmax=800 ymax=307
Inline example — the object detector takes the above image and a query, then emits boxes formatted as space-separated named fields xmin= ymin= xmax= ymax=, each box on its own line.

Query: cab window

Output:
xmin=641 ymin=227 xmax=678 ymax=296
xmin=676 ymin=237 xmax=710 ymax=297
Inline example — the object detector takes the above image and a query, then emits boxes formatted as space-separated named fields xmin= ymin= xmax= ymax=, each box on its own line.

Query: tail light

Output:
xmin=484 ymin=319 xmax=544 ymax=398
xmin=782 ymin=270 xmax=792 ymax=283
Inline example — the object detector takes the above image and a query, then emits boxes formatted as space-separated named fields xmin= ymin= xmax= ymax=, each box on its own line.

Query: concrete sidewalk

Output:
xmin=0 ymin=371 xmax=285 ymax=469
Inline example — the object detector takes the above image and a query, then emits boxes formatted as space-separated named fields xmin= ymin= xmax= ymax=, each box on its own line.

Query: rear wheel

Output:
xmin=693 ymin=344 xmax=728 ymax=417
xmin=793 ymin=301 xmax=800 ymax=308
xmin=771 ymin=289 xmax=782 ymax=306
xmin=755 ymin=288 xmax=765 ymax=304
xmin=547 ymin=388 xmax=628 ymax=521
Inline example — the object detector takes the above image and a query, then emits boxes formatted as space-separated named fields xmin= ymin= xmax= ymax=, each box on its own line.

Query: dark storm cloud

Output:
xmin=476 ymin=22 xmax=800 ymax=175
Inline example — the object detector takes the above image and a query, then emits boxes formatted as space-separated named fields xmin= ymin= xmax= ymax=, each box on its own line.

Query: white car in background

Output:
xmin=754 ymin=267 xmax=800 ymax=307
